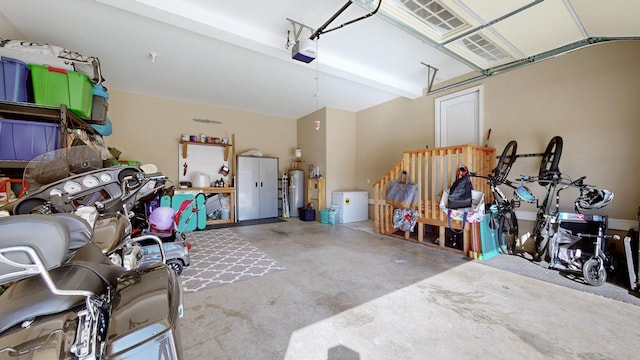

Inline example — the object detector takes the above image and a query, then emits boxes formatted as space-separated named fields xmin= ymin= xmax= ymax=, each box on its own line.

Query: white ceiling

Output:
xmin=1 ymin=0 xmax=639 ymax=119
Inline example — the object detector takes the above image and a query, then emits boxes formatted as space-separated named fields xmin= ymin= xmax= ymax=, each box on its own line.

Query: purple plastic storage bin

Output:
xmin=299 ymin=208 xmax=316 ymax=221
xmin=0 ymin=119 xmax=60 ymax=161
xmin=0 ymin=57 xmax=29 ymax=102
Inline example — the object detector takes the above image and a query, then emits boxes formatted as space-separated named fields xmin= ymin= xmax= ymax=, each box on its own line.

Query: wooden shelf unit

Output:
xmin=178 ymin=187 xmax=236 ymax=225
xmin=179 ymin=140 xmax=232 ymax=161
xmin=306 ymin=178 xmax=325 ymax=221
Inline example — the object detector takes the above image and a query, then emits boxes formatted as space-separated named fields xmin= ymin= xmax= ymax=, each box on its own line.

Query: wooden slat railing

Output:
xmin=373 ymin=144 xmax=496 ymax=255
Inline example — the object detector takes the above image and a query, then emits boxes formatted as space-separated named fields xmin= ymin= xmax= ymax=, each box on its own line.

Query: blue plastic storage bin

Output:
xmin=0 ymin=57 xmax=30 ymax=102
xmin=0 ymin=119 xmax=60 ymax=161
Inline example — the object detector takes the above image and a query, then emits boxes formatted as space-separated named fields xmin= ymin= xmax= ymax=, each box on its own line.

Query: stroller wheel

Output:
xmin=583 ymin=258 xmax=606 ymax=286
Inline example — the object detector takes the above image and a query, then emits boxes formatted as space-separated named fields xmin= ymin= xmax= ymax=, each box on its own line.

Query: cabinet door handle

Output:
xmin=255 ymin=182 xmax=258 ymax=187
xmin=260 ymin=182 xmax=263 ymax=187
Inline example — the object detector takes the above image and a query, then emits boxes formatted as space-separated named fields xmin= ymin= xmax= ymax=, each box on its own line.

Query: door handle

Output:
xmin=260 ymin=182 xmax=263 ymax=187
xmin=255 ymin=182 xmax=258 ymax=187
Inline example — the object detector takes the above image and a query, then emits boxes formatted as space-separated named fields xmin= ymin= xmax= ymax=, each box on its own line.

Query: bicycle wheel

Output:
xmin=532 ymin=213 xmax=548 ymax=262
xmin=583 ymin=258 xmax=606 ymax=286
xmin=498 ymin=209 xmax=518 ymax=255
xmin=492 ymin=140 xmax=517 ymax=183
xmin=538 ymin=136 xmax=563 ymax=184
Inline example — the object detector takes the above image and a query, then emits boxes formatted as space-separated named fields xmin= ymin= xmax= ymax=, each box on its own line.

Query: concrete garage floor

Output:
xmin=181 ymin=220 xmax=640 ymax=360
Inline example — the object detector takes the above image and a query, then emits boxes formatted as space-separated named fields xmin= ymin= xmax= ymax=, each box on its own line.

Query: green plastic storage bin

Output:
xmin=66 ymin=70 xmax=93 ymax=118
xmin=118 ymin=160 xmax=141 ymax=166
xmin=29 ymin=64 xmax=93 ymax=119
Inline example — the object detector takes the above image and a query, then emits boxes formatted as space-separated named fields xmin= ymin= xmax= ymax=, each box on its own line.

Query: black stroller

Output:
xmin=548 ymin=212 xmax=618 ymax=286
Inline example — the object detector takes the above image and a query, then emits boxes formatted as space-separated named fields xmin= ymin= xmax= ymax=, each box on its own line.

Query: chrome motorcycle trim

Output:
xmin=70 ymin=309 xmax=97 ymax=358
xmin=0 ymin=245 xmax=93 ymax=299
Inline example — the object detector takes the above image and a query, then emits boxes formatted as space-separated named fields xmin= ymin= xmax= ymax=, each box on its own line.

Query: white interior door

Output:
xmin=435 ymin=86 xmax=483 ymax=147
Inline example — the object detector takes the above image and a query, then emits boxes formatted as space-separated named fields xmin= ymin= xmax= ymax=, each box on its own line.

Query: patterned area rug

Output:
xmin=181 ymin=229 xmax=286 ymax=293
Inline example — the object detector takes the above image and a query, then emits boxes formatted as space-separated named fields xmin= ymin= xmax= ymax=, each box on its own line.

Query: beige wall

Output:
xmin=105 ymin=90 xmax=296 ymax=184
xmin=0 ymin=13 xmax=22 ymax=38
xmin=297 ymin=108 xmax=326 ymax=181
xmin=80 ymin=40 xmax=640 ymax=224
xmin=356 ymin=96 xmax=434 ymax=196
xmin=482 ymin=41 xmax=640 ymax=222
xmin=356 ymin=41 xmax=640 ymax=222
xmin=325 ymin=107 xmax=357 ymax=196
xmin=297 ymin=107 xmax=357 ymax=207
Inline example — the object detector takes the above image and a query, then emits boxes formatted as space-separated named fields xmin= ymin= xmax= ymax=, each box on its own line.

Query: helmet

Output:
xmin=149 ymin=206 xmax=176 ymax=231
xmin=576 ymin=188 xmax=614 ymax=210
xmin=514 ymin=185 xmax=536 ymax=203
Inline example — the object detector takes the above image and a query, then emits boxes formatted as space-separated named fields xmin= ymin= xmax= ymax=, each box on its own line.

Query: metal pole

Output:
xmin=310 ymin=1 xmax=353 ymax=40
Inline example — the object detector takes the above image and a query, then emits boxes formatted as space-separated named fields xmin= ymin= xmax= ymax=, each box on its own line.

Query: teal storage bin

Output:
xmin=330 ymin=205 xmax=342 ymax=224
xmin=479 ymin=213 xmax=500 ymax=260
xmin=320 ymin=208 xmax=330 ymax=224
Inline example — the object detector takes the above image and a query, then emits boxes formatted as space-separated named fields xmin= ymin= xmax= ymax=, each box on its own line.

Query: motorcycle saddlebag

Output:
xmin=106 ymin=263 xmax=184 ymax=359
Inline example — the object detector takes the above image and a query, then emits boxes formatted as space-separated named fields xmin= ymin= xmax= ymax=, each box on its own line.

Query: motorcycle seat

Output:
xmin=0 ymin=215 xmax=71 ymax=283
xmin=51 ymin=213 xmax=93 ymax=251
xmin=0 ymin=216 xmax=125 ymax=333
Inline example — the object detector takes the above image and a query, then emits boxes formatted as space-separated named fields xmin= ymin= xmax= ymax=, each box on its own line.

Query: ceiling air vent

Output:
xmin=461 ymin=33 xmax=510 ymax=62
xmin=397 ymin=0 xmax=467 ymax=35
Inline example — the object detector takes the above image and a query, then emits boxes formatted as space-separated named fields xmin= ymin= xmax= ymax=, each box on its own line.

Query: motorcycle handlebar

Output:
xmin=143 ymin=172 xmax=167 ymax=180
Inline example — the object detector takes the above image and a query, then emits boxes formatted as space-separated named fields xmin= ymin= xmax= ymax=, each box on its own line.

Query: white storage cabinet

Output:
xmin=237 ymin=156 xmax=279 ymax=220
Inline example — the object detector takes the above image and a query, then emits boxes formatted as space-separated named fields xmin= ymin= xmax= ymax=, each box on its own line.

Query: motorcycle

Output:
xmin=5 ymin=146 xmax=190 ymax=274
xmin=0 ymin=146 xmax=185 ymax=358
xmin=0 ymin=214 xmax=184 ymax=359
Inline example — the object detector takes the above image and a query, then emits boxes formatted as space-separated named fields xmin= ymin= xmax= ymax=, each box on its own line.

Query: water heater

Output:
xmin=288 ymin=169 xmax=305 ymax=217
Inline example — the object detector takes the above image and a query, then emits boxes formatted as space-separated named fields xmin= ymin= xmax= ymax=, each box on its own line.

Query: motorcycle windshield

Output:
xmin=23 ymin=145 xmax=103 ymax=193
